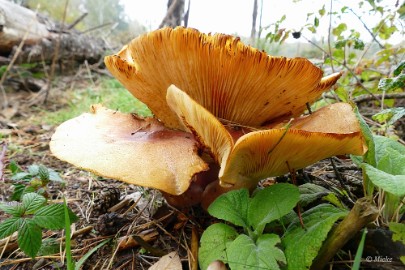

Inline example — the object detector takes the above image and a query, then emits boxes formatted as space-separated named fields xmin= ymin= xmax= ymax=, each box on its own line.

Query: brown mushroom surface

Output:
xmin=50 ymin=105 xmax=208 ymax=195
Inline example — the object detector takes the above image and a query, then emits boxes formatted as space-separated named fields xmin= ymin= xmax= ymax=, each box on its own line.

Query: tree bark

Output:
xmin=159 ymin=0 xmax=185 ymax=28
xmin=0 ymin=0 xmax=106 ymax=65
xmin=250 ymin=0 xmax=258 ymax=45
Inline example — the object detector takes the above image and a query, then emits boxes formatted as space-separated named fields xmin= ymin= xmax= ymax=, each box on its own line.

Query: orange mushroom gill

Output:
xmin=50 ymin=27 xmax=367 ymax=209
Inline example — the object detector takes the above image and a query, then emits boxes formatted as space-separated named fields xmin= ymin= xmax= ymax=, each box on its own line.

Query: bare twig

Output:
xmin=327 ymin=0 xmax=335 ymax=72
xmin=354 ymin=92 xmax=405 ymax=103
xmin=302 ymin=35 xmax=380 ymax=102
xmin=0 ymin=142 xmax=7 ymax=181
xmin=347 ymin=7 xmax=385 ymax=49
xmin=67 ymin=12 xmax=88 ymax=30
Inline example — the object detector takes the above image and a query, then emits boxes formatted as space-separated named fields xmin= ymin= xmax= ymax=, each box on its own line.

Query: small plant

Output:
xmin=199 ymin=183 xmax=348 ymax=270
xmin=9 ymin=162 xmax=65 ymax=201
xmin=0 ymin=192 xmax=78 ymax=258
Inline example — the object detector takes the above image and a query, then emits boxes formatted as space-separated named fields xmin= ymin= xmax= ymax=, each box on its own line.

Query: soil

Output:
xmin=0 ymin=74 xmax=404 ymax=270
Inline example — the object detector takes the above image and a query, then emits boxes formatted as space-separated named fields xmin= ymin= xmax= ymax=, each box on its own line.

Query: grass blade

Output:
xmin=75 ymin=239 xmax=111 ymax=270
xmin=352 ymin=228 xmax=367 ymax=270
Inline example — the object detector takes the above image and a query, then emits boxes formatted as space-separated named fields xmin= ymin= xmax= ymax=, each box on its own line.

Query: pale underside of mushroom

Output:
xmin=50 ymin=104 xmax=208 ymax=195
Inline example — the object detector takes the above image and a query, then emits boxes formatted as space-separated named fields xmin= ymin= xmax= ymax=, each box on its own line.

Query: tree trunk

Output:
xmin=159 ymin=0 xmax=185 ymax=28
xmin=250 ymin=0 xmax=258 ymax=45
xmin=0 ymin=0 xmax=106 ymax=65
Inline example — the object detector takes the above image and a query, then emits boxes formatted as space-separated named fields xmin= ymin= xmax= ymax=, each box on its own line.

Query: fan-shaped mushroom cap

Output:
xmin=166 ymin=85 xmax=366 ymax=188
xmin=105 ymin=27 xmax=341 ymax=130
xmin=50 ymin=105 xmax=208 ymax=195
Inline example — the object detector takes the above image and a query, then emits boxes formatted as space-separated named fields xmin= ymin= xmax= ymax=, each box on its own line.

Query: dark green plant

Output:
xmin=0 ymin=192 xmax=78 ymax=258
xmin=9 ymin=162 xmax=65 ymax=201
xmin=199 ymin=184 xmax=348 ymax=270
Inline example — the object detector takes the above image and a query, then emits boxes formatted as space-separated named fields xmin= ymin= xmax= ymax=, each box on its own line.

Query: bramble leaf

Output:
xmin=17 ymin=219 xmax=42 ymax=258
xmin=0 ymin=217 xmax=23 ymax=238
xmin=22 ymin=193 xmax=46 ymax=214
xmin=33 ymin=204 xmax=78 ymax=230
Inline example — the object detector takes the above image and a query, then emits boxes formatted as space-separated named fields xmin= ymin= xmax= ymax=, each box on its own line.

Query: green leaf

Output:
xmin=199 ymin=223 xmax=239 ymax=270
xmin=33 ymin=204 xmax=78 ymax=230
xmin=248 ymin=184 xmax=300 ymax=234
xmin=390 ymin=222 xmax=405 ymax=243
xmin=11 ymin=183 xmax=25 ymax=201
xmin=11 ymin=172 xmax=32 ymax=181
xmin=354 ymin=107 xmax=376 ymax=166
xmin=374 ymin=135 xmax=405 ymax=163
xmin=8 ymin=160 xmax=22 ymax=174
xmin=363 ymin=164 xmax=405 ymax=196
xmin=393 ymin=61 xmax=405 ymax=76
xmin=0 ymin=217 xmax=23 ymax=238
xmin=372 ymin=107 xmax=405 ymax=126
xmin=75 ymin=239 xmax=110 ymax=270
xmin=377 ymin=148 xmax=405 ymax=175
xmin=378 ymin=74 xmax=405 ymax=92
xmin=38 ymin=165 xmax=50 ymax=181
xmin=0 ymin=202 xmax=25 ymax=216
xmin=227 ymin=234 xmax=286 ymax=270
xmin=352 ymin=228 xmax=367 ymax=270
xmin=208 ymin=189 xmax=249 ymax=228
xmin=282 ymin=204 xmax=348 ymax=270
xmin=299 ymin=183 xmax=330 ymax=207
xmin=314 ymin=17 xmax=319 ymax=27
xmin=37 ymin=238 xmax=60 ymax=256
xmin=28 ymin=165 xmax=40 ymax=175
xmin=18 ymin=219 xmax=42 ymax=258
xmin=22 ymin=193 xmax=46 ymax=214
xmin=332 ymin=23 xmax=347 ymax=36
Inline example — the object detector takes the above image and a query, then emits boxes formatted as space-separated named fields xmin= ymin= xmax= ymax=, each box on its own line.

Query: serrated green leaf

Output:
xmin=393 ymin=61 xmax=405 ymax=76
xmin=378 ymin=148 xmax=405 ymax=175
xmin=199 ymin=223 xmax=239 ymax=270
xmin=48 ymin=170 xmax=64 ymax=183
xmin=33 ymin=204 xmax=78 ymax=229
xmin=0 ymin=217 xmax=23 ymax=238
xmin=248 ymin=184 xmax=300 ymax=234
xmin=282 ymin=204 xmax=348 ymax=270
xmin=208 ymin=188 xmax=249 ymax=228
xmin=0 ymin=202 xmax=25 ymax=216
xmin=22 ymin=193 xmax=46 ymax=214
xmin=372 ymin=107 xmax=405 ymax=126
xmin=363 ymin=164 xmax=405 ymax=196
xmin=227 ymin=234 xmax=286 ymax=270
xmin=8 ymin=160 xmax=22 ymax=174
xmin=11 ymin=172 xmax=32 ymax=181
xmin=11 ymin=183 xmax=25 ymax=201
xmin=17 ymin=219 xmax=42 ymax=258
xmin=378 ymin=74 xmax=405 ymax=92
xmin=28 ymin=165 xmax=40 ymax=175
xmin=38 ymin=165 xmax=50 ymax=181
xmin=37 ymin=238 xmax=60 ymax=256
xmin=299 ymin=183 xmax=330 ymax=207
xmin=389 ymin=222 xmax=405 ymax=244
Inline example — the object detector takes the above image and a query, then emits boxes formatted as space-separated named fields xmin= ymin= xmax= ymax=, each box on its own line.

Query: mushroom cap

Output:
xmin=50 ymin=105 xmax=208 ymax=195
xmin=166 ymin=85 xmax=367 ymax=188
xmin=105 ymin=27 xmax=341 ymax=130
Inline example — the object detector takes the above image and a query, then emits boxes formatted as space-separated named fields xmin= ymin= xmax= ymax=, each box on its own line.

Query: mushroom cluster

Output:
xmin=50 ymin=27 xmax=367 ymax=208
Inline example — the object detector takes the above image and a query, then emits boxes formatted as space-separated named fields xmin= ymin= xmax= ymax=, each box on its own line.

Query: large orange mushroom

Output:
xmin=50 ymin=27 xmax=367 ymax=208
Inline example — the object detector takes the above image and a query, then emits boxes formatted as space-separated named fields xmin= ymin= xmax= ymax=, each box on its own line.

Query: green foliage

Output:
xmin=0 ymin=193 xmax=78 ymax=258
xmin=41 ymin=78 xmax=152 ymax=126
xmin=389 ymin=222 xmax=405 ymax=264
xmin=282 ymin=204 xmax=348 ymax=270
xmin=352 ymin=229 xmax=368 ymax=270
xmin=200 ymin=184 xmax=298 ymax=270
xmin=9 ymin=163 xmax=64 ymax=201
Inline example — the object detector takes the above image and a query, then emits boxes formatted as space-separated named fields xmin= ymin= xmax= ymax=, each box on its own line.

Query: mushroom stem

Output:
xmin=310 ymin=198 xmax=378 ymax=270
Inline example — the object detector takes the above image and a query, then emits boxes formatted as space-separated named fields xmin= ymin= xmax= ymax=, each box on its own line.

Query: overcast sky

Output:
xmin=122 ymin=0 xmax=402 ymax=43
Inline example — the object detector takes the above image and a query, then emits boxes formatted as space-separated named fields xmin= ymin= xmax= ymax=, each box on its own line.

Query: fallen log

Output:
xmin=0 ymin=0 xmax=106 ymax=65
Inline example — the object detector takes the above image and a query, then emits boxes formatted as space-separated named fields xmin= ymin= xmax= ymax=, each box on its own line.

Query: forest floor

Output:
xmin=0 ymin=71 xmax=404 ymax=270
